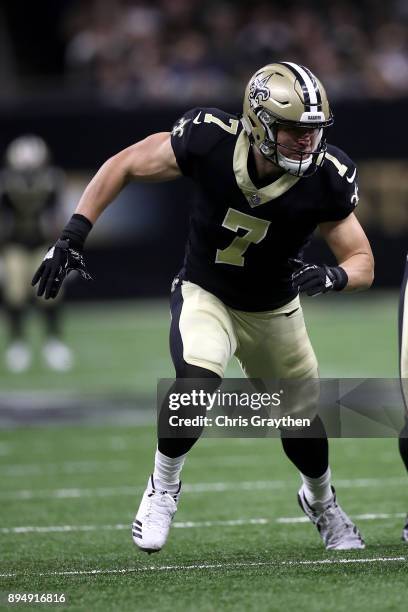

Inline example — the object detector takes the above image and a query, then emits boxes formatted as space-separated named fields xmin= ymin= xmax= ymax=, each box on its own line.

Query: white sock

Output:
xmin=301 ymin=467 xmax=332 ymax=509
xmin=153 ymin=448 xmax=186 ymax=490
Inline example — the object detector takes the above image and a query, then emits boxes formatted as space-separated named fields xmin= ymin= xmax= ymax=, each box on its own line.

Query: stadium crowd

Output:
xmin=62 ymin=0 xmax=408 ymax=104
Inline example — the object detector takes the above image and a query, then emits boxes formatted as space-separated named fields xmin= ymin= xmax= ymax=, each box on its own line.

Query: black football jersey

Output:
xmin=171 ymin=107 xmax=359 ymax=311
xmin=0 ymin=166 xmax=64 ymax=248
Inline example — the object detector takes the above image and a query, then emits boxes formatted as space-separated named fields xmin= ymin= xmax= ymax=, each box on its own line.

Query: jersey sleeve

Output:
xmin=170 ymin=107 xmax=236 ymax=177
xmin=318 ymin=146 xmax=360 ymax=222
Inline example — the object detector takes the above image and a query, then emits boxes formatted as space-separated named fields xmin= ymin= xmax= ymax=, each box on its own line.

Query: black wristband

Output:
xmin=61 ymin=214 xmax=93 ymax=250
xmin=329 ymin=265 xmax=348 ymax=291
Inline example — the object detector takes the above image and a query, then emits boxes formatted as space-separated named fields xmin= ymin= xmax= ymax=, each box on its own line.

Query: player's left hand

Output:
xmin=290 ymin=259 xmax=348 ymax=297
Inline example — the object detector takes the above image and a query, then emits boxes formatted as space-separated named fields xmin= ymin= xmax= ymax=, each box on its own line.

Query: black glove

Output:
xmin=290 ymin=259 xmax=348 ymax=297
xmin=32 ymin=238 xmax=92 ymax=299
xmin=32 ymin=214 xmax=93 ymax=299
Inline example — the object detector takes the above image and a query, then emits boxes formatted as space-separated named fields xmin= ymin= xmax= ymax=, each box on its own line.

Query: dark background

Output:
xmin=1 ymin=0 xmax=407 ymax=299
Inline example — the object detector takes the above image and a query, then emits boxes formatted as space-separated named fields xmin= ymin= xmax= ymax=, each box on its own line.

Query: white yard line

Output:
xmin=0 ymin=460 xmax=130 ymax=477
xmin=0 ymin=455 xmax=284 ymax=477
xmin=0 ymin=476 xmax=406 ymax=501
xmin=1 ymin=512 xmax=406 ymax=535
xmin=276 ymin=512 xmax=407 ymax=523
xmin=0 ymin=556 xmax=406 ymax=579
xmin=1 ymin=455 xmax=399 ymax=476
xmin=0 ymin=519 xmax=268 ymax=534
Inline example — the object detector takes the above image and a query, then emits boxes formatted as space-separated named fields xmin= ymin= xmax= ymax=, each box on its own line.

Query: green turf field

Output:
xmin=1 ymin=292 xmax=407 ymax=612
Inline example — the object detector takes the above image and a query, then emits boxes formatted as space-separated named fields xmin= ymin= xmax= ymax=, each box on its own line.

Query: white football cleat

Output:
xmin=132 ymin=475 xmax=181 ymax=554
xmin=42 ymin=339 xmax=73 ymax=371
xmin=298 ymin=485 xmax=365 ymax=550
xmin=401 ymin=516 xmax=408 ymax=542
xmin=5 ymin=341 xmax=31 ymax=373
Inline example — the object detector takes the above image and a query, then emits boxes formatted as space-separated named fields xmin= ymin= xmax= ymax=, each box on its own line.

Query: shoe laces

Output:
xmin=317 ymin=501 xmax=355 ymax=543
xmin=144 ymin=489 xmax=176 ymax=527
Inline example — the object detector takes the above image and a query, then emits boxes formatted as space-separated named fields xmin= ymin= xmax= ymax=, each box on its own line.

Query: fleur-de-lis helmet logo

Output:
xmin=248 ymin=74 xmax=271 ymax=108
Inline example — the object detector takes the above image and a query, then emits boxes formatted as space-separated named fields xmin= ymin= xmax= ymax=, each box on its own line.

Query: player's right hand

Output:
xmin=31 ymin=238 xmax=92 ymax=299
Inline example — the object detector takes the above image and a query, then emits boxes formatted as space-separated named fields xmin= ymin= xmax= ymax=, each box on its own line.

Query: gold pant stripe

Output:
xmin=401 ymin=271 xmax=408 ymax=380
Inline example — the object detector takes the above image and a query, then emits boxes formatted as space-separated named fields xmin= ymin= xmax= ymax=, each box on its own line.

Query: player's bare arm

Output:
xmin=31 ymin=132 xmax=180 ymax=298
xmin=76 ymin=132 xmax=181 ymax=224
xmin=319 ymin=213 xmax=374 ymax=292
xmin=291 ymin=207 xmax=373 ymax=298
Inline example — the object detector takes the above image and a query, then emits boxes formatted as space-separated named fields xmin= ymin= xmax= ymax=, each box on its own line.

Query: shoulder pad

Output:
xmin=171 ymin=107 xmax=241 ymax=176
xmin=324 ymin=145 xmax=356 ymax=183
xmin=321 ymin=145 xmax=359 ymax=221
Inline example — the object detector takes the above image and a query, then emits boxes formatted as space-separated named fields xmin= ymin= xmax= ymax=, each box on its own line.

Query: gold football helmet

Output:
xmin=242 ymin=62 xmax=333 ymax=176
xmin=5 ymin=135 xmax=49 ymax=172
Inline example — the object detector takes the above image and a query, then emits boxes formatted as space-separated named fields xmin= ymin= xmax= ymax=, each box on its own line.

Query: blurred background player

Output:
xmin=0 ymin=135 xmax=73 ymax=372
xmin=399 ymin=254 xmax=408 ymax=540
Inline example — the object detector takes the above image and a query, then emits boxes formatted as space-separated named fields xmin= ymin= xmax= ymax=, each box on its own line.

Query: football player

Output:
xmin=0 ymin=135 xmax=73 ymax=372
xmin=399 ymin=255 xmax=408 ymax=541
xmin=32 ymin=62 xmax=374 ymax=552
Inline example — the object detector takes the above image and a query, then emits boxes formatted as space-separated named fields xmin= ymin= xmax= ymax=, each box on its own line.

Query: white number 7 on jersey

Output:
xmin=216 ymin=208 xmax=271 ymax=267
